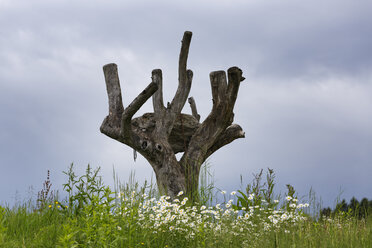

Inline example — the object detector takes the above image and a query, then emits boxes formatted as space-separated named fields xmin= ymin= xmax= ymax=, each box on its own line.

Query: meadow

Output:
xmin=0 ymin=164 xmax=371 ymax=247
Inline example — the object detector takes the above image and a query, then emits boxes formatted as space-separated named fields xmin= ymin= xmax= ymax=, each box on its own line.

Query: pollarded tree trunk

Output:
xmin=100 ymin=31 xmax=245 ymax=201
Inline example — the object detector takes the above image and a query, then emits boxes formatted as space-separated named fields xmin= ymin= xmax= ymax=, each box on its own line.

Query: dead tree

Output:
xmin=100 ymin=31 xmax=245 ymax=201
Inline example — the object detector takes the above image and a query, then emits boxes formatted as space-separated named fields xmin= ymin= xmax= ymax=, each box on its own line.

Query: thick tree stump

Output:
xmin=100 ymin=31 xmax=245 ymax=201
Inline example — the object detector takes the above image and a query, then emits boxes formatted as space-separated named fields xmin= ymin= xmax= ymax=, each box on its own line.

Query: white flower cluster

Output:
xmin=114 ymin=190 xmax=309 ymax=240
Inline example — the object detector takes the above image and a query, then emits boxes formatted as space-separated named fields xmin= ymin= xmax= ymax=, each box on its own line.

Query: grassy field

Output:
xmin=0 ymin=164 xmax=371 ymax=247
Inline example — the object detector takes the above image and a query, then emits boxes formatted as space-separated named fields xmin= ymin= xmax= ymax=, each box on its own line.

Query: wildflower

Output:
xmin=177 ymin=191 xmax=184 ymax=196
xmin=223 ymin=209 xmax=231 ymax=216
xmin=281 ymin=213 xmax=288 ymax=220
xmin=286 ymin=196 xmax=292 ymax=201
xmin=169 ymin=226 xmax=174 ymax=231
xmin=181 ymin=197 xmax=188 ymax=205
xmin=48 ymin=205 xmax=52 ymax=208
xmin=221 ymin=190 xmax=226 ymax=195
xmin=230 ymin=191 xmax=237 ymax=196
xmin=117 ymin=226 xmax=122 ymax=231
xmin=200 ymin=205 xmax=206 ymax=210
xmin=272 ymin=218 xmax=278 ymax=225
xmin=248 ymin=194 xmax=254 ymax=200
xmin=274 ymin=199 xmax=279 ymax=203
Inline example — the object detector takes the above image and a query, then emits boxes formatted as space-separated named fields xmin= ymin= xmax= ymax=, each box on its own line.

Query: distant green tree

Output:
xmin=321 ymin=197 xmax=372 ymax=219
xmin=358 ymin=197 xmax=372 ymax=219
xmin=336 ymin=199 xmax=349 ymax=213
xmin=320 ymin=207 xmax=332 ymax=218
xmin=349 ymin=197 xmax=359 ymax=216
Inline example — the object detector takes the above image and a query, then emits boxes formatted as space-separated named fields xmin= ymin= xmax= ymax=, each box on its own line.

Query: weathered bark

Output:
xmin=188 ymin=97 xmax=200 ymax=122
xmin=100 ymin=31 xmax=245 ymax=201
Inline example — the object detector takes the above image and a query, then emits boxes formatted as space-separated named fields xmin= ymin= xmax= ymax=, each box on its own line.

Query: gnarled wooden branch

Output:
xmin=205 ymin=124 xmax=245 ymax=159
xmin=188 ymin=97 xmax=200 ymax=121
xmin=171 ymin=31 xmax=193 ymax=114
xmin=152 ymin=32 xmax=194 ymax=138
xmin=210 ymin=70 xmax=227 ymax=109
xmin=103 ymin=63 xmax=124 ymax=119
xmin=121 ymin=82 xmax=158 ymax=141
xmin=100 ymin=116 xmax=121 ymax=140
xmin=100 ymin=63 xmax=124 ymax=140
xmin=152 ymin=69 xmax=165 ymax=114
xmin=226 ymin=67 xmax=244 ymax=116
xmin=180 ymin=66 xmax=245 ymax=167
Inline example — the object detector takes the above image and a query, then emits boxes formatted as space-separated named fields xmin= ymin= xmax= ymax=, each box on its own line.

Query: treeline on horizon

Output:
xmin=321 ymin=197 xmax=372 ymax=219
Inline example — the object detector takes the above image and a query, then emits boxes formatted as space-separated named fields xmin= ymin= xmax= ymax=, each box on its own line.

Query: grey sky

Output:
xmin=1 ymin=0 xmax=371 ymax=207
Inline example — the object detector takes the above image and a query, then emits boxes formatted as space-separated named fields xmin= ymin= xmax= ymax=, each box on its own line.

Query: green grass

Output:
xmin=0 ymin=164 xmax=371 ymax=247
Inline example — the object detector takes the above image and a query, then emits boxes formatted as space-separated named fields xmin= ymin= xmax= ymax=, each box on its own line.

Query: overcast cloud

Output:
xmin=1 ymin=0 xmax=371 ymax=208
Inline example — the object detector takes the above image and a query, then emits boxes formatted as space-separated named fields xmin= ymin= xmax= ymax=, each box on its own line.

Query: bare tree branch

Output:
xmin=171 ymin=69 xmax=193 ymax=113
xmin=100 ymin=63 xmax=124 ymax=141
xmin=180 ymin=67 xmax=244 ymax=169
xmin=121 ymin=82 xmax=158 ymax=140
xmin=178 ymin=31 xmax=192 ymax=88
xmin=171 ymin=31 xmax=193 ymax=114
xmin=188 ymin=97 xmax=200 ymax=121
xmin=103 ymin=63 xmax=124 ymax=120
xmin=205 ymin=124 xmax=245 ymax=159
xmin=152 ymin=69 xmax=165 ymax=114
xmin=209 ymin=70 xmax=227 ymax=110
xmin=100 ymin=116 xmax=121 ymax=140
xmin=226 ymin=66 xmax=244 ymax=114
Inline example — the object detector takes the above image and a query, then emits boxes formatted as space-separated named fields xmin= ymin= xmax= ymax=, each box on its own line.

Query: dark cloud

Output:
xmin=1 ymin=0 xmax=372 ymax=207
